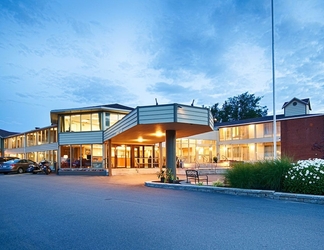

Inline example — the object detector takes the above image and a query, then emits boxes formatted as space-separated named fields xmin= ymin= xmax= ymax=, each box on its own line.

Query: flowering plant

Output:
xmin=284 ymin=158 xmax=324 ymax=195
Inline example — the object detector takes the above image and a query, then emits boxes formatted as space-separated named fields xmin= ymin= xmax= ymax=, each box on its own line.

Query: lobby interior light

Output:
xmin=138 ymin=137 xmax=143 ymax=143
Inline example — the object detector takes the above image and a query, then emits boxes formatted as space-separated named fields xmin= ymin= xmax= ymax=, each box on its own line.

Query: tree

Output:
xmin=211 ymin=92 xmax=268 ymax=122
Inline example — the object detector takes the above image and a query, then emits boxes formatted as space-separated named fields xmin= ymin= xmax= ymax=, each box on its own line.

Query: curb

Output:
xmin=145 ymin=181 xmax=324 ymax=205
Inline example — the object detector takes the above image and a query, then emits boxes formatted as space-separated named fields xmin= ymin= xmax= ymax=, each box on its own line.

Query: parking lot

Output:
xmin=1 ymin=173 xmax=324 ymax=250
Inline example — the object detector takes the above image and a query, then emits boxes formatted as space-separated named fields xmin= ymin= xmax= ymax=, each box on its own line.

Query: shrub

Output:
xmin=212 ymin=180 xmax=224 ymax=187
xmin=225 ymin=158 xmax=292 ymax=191
xmin=283 ymin=158 xmax=324 ymax=195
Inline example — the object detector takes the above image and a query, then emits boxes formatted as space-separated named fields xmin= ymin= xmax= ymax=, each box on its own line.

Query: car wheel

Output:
xmin=17 ymin=168 xmax=24 ymax=174
xmin=33 ymin=172 xmax=37 ymax=174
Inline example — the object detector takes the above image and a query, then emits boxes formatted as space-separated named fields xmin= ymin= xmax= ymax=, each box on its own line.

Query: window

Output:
xmin=71 ymin=115 xmax=81 ymax=132
xmin=105 ymin=112 xmax=125 ymax=128
xmin=50 ymin=128 xmax=57 ymax=143
xmin=27 ymin=133 xmax=36 ymax=146
xmin=64 ymin=116 xmax=71 ymax=132
xmin=264 ymin=145 xmax=273 ymax=159
xmin=92 ymin=113 xmax=101 ymax=131
xmin=219 ymin=128 xmax=231 ymax=141
xmin=81 ymin=114 xmax=91 ymax=131
xmin=61 ymin=113 xmax=102 ymax=132
xmin=264 ymin=123 xmax=273 ymax=137
xmin=232 ymin=127 xmax=239 ymax=140
xmin=37 ymin=129 xmax=48 ymax=145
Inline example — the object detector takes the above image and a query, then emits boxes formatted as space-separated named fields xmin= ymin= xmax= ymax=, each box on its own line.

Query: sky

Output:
xmin=1 ymin=0 xmax=324 ymax=133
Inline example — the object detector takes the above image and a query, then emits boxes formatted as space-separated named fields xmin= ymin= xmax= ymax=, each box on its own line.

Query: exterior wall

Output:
xmin=217 ymin=122 xmax=281 ymax=161
xmin=59 ymin=131 xmax=103 ymax=145
xmin=104 ymin=109 xmax=137 ymax=141
xmin=139 ymin=105 xmax=174 ymax=124
xmin=281 ymin=116 xmax=324 ymax=160
xmin=177 ymin=105 xmax=211 ymax=126
xmin=284 ymin=101 xmax=308 ymax=116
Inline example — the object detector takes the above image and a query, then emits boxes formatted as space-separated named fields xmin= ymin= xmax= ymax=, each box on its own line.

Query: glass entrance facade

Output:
xmin=111 ymin=145 xmax=159 ymax=168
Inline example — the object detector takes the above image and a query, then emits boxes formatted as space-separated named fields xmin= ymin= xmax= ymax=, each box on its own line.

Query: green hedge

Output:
xmin=225 ymin=158 xmax=292 ymax=191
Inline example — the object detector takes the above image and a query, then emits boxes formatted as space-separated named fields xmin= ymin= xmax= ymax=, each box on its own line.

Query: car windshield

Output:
xmin=13 ymin=159 xmax=20 ymax=163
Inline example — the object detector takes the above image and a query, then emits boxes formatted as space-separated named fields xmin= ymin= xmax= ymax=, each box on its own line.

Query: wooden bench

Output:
xmin=185 ymin=170 xmax=208 ymax=185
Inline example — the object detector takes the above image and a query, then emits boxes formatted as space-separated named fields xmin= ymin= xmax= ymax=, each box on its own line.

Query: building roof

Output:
xmin=215 ymin=113 xmax=323 ymax=128
xmin=282 ymin=97 xmax=311 ymax=110
xmin=0 ymin=129 xmax=19 ymax=138
xmin=105 ymin=103 xmax=214 ymax=145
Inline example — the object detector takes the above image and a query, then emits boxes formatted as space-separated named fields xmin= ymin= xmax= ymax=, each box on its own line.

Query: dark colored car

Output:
xmin=0 ymin=159 xmax=37 ymax=174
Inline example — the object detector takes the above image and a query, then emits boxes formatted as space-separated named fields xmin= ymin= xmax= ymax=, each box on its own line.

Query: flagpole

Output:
xmin=271 ymin=0 xmax=277 ymax=159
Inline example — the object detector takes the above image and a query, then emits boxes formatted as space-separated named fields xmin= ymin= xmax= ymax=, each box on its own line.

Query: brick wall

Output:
xmin=281 ymin=115 xmax=324 ymax=161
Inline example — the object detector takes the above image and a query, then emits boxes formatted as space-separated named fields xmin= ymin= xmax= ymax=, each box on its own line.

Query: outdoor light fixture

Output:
xmin=155 ymin=131 xmax=164 ymax=137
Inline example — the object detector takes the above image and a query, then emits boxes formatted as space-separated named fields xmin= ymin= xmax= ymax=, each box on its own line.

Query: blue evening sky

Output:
xmin=1 ymin=0 xmax=324 ymax=132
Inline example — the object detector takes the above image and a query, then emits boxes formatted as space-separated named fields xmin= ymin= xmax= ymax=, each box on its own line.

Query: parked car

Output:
xmin=0 ymin=156 xmax=19 ymax=164
xmin=0 ymin=159 xmax=37 ymax=174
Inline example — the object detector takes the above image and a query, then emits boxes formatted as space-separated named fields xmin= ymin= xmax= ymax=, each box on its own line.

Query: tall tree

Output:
xmin=211 ymin=92 xmax=268 ymax=122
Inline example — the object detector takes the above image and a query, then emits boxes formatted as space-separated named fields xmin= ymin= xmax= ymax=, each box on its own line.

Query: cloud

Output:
xmin=0 ymin=0 xmax=54 ymax=26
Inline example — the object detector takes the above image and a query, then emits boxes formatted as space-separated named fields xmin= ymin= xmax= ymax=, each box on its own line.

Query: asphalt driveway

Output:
xmin=1 ymin=174 xmax=323 ymax=250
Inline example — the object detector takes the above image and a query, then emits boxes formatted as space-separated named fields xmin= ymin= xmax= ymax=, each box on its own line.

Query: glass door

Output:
xmin=114 ymin=145 xmax=131 ymax=168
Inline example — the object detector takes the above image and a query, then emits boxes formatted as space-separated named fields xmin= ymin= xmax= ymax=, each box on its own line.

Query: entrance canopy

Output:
xmin=104 ymin=103 xmax=214 ymax=145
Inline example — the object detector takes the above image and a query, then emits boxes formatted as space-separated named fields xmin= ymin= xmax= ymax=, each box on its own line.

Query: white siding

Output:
xmin=59 ymin=131 xmax=103 ymax=145
xmin=104 ymin=110 xmax=138 ymax=140
xmin=285 ymin=101 xmax=307 ymax=116
xmin=138 ymin=105 xmax=175 ymax=124
xmin=177 ymin=106 xmax=209 ymax=125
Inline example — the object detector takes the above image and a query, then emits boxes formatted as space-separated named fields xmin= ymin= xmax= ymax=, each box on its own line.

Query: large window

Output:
xmin=60 ymin=144 xmax=103 ymax=168
xmin=61 ymin=113 xmax=102 ymax=132
xmin=105 ymin=112 xmax=125 ymax=128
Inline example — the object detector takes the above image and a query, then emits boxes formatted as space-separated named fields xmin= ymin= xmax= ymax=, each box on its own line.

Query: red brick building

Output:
xmin=281 ymin=115 xmax=324 ymax=161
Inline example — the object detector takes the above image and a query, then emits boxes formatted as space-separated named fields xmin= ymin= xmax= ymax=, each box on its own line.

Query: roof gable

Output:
xmin=282 ymin=97 xmax=311 ymax=110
